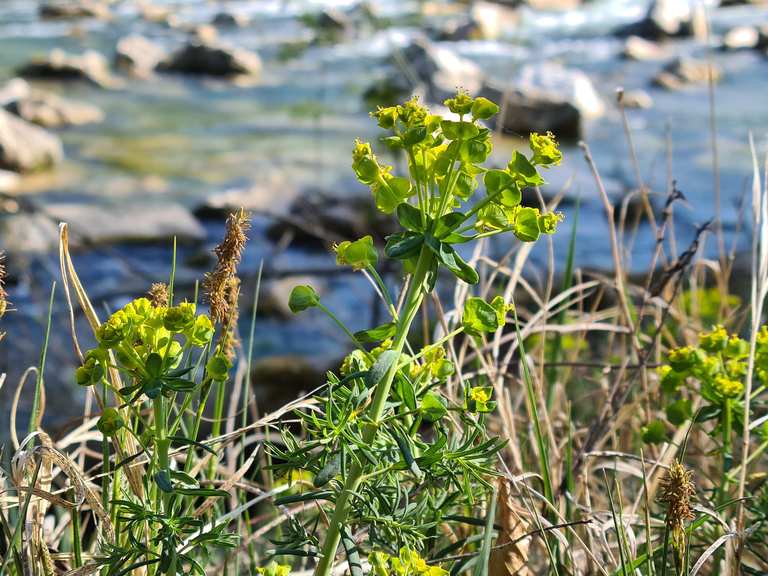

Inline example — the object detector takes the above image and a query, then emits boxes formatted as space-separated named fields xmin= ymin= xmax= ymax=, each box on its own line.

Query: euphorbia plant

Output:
xmin=279 ymin=92 xmax=563 ymax=574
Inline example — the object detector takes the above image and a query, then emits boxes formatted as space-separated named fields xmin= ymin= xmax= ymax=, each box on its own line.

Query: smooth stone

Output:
xmin=5 ymin=91 xmax=104 ymax=128
xmin=115 ymin=35 xmax=166 ymax=77
xmin=39 ymin=1 xmax=110 ymax=20
xmin=615 ymin=0 xmax=704 ymax=40
xmin=620 ymin=89 xmax=654 ymax=109
xmin=482 ymin=63 xmax=604 ymax=139
xmin=0 ymin=211 xmax=60 ymax=254
xmin=316 ymin=8 xmax=353 ymax=31
xmin=0 ymin=78 xmax=31 ymax=107
xmin=43 ymin=202 xmax=206 ymax=246
xmin=652 ymin=57 xmax=722 ymax=90
xmin=721 ymin=26 xmax=760 ymax=50
xmin=365 ymin=36 xmax=484 ymax=106
xmin=159 ymin=40 xmax=262 ymax=77
xmin=621 ymin=36 xmax=668 ymax=61
xmin=212 ymin=11 xmax=250 ymax=28
xmin=250 ymin=355 xmax=324 ymax=409
xmin=266 ymin=192 xmax=397 ymax=250
xmin=195 ymin=177 xmax=300 ymax=219
xmin=16 ymin=49 xmax=117 ymax=88
xmin=470 ymin=1 xmax=520 ymax=40
xmin=0 ymin=109 xmax=63 ymax=172
xmin=0 ymin=170 xmax=21 ymax=192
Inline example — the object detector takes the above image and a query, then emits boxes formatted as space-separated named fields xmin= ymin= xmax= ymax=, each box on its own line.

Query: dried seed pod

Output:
xmin=203 ymin=208 xmax=250 ymax=324
xmin=658 ymin=459 xmax=696 ymax=550
xmin=147 ymin=282 xmax=169 ymax=308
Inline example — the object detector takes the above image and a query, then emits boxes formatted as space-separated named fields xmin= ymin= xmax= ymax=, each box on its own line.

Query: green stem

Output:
xmin=313 ymin=246 xmax=434 ymax=576
xmin=30 ymin=282 xmax=56 ymax=435
xmin=721 ymin=398 xmax=732 ymax=501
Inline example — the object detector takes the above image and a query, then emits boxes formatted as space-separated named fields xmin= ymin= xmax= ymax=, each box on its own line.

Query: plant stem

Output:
xmin=720 ymin=398 xmax=732 ymax=501
xmin=313 ymin=246 xmax=434 ymax=576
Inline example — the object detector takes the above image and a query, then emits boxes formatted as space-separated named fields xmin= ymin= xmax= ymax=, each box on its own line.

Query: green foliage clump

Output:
xmin=277 ymin=91 xmax=562 ymax=575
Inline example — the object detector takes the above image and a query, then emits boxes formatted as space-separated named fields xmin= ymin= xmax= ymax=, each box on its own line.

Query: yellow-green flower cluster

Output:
xmin=254 ymin=562 xmax=291 ymax=576
xmin=410 ymin=345 xmax=455 ymax=380
xmin=82 ymin=297 xmax=214 ymax=386
xmin=352 ymin=139 xmax=413 ymax=214
xmin=756 ymin=326 xmax=768 ymax=384
xmin=369 ymin=547 xmax=448 ymax=576
xmin=661 ymin=326 xmax=749 ymax=403
xmin=529 ymin=131 xmax=563 ymax=167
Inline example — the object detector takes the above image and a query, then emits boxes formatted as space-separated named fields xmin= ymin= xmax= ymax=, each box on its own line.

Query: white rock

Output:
xmin=44 ymin=203 xmax=206 ymax=245
xmin=0 ymin=109 xmax=63 ymax=172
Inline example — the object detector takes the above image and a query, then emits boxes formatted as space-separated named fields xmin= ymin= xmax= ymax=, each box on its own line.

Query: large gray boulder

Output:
xmin=16 ymin=49 xmax=116 ymax=88
xmin=721 ymin=26 xmax=760 ymax=50
xmin=482 ymin=63 xmax=604 ymax=139
xmin=39 ymin=1 xmax=110 ymax=20
xmin=212 ymin=11 xmax=250 ymax=28
xmin=115 ymin=35 xmax=166 ymax=77
xmin=367 ymin=37 xmax=484 ymax=105
xmin=653 ymin=57 xmax=722 ymax=90
xmin=398 ymin=37 xmax=484 ymax=102
xmin=0 ymin=109 xmax=63 ymax=172
xmin=5 ymin=91 xmax=103 ymax=128
xmin=195 ymin=176 xmax=300 ymax=219
xmin=44 ymin=202 xmax=206 ymax=246
xmin=0 ymin=211 xmax=60 ymax=254
xmin=615 ymin=0 xmax=703 ymax=39
xmin=159 ymin=40 xmax=262 ymax=77
xmin=621 ymin=35 xmax=668 ymax=60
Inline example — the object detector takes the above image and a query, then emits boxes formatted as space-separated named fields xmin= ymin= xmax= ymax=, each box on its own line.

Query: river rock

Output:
xmin=653 ymin=57 xmax=722 ymax=90
xmin=0 ymin=109 xmax=63 ymax=172
xmin=16 ymin=49 xmax=116 ymax=88
xmin=478 ymin=2 xmax=520 ymax=40
xmin=620 ymin=89 xmax=654 ymax=109
xmin=138 ymin=3 xmax=178 ymax=26
xmin=0 ymin=78 xmax=30 ymax=106
xmin=526 ymin=0 xmax=582 ymax=8
xmin=720 ymin=0 xmax=768 ymax=5
xmin=44 ymin=202 xmax=206 ymax=246
xmin=266 ymin=192 xmax=397 ymax=250
xmin=159 ymin=40 xmax=262 ymax=77
xmin=0 ymin=171 xmax=21 ymax=192
xmin=315 ymin=8 xmax=352 ymax=33
xmin=115 ymin=35 xmax=166 ymax=77
xmin=482 ymin=63 xmax=604 ymax=139
xmin=190 ymin=24 xmax=219 ymax=44
xmin=212 ymin=11 xmax=250 ymax=27
xmin=195 ymin=176 xmax=300 ymax=219
xmin=39 ymin=1 xmax=110 ymax=20
xmin=251 ymin=355 xmax=324 ymax=409
xmin=5 ymin=92 xmax=103 ymax=128
xmin=721 ymin=26 xmax=760 ymax=50
xmin=621 ymin=36 xmax=668 ymax=60
xmin=0 ymin=211 xmax=60 ymax=254
xmin=615 ymin=0 xmax=700 ymax=39
xmin=373 ymin=37 xmax=484 ymax=104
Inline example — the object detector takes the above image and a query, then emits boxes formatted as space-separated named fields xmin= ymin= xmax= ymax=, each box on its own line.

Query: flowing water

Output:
xmin=1 ymin=0 xmax=767 ymax=428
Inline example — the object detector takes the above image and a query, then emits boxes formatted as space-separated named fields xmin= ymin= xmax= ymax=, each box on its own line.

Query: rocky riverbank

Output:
xmin=0 ymin=0 xmax=766 ymax=431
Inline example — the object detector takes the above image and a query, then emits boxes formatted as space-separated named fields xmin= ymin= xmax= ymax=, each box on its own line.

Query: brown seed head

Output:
xmin=203 ymin=208 xmax=250 ymax=324
xmin=658 ymin=459 xmax=696 ymax=549
xmin=220 ymin=277 xmax=241 ymax=361
xmin=147 ymin=282 xmax=169 ymax=308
